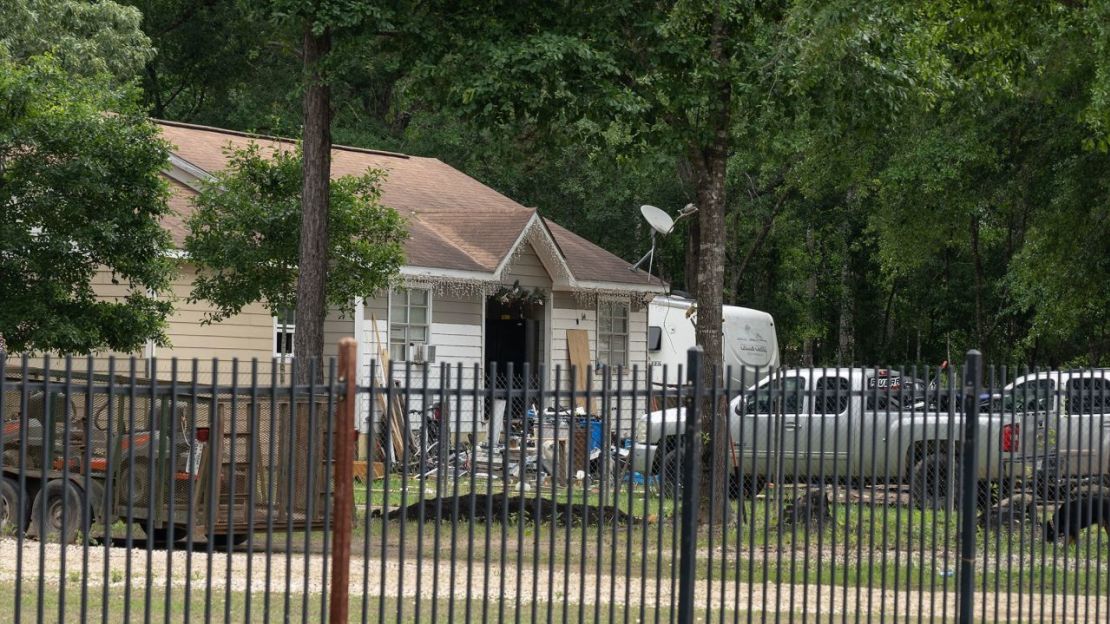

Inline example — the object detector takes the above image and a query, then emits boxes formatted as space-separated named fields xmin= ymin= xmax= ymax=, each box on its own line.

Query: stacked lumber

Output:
xmin=367 ymin=315 xmax=417 ymax=471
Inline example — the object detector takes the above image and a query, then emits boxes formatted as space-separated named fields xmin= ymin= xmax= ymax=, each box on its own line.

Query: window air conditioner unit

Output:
xmin=408 ymin=343 xmax=436 ymax=363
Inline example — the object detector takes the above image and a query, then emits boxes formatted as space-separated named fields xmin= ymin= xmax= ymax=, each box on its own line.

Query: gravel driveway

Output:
xmin=2 ymin=538 xmax=1105 ymax=622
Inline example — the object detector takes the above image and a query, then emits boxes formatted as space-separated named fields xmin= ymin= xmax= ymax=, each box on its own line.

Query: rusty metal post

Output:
xmin=330 ymin=337 xmax=358 ymax=623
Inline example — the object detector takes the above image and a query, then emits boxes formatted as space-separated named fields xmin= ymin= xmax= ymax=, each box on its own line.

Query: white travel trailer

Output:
xmin=646 ymin=295 xmax=779 ymax=389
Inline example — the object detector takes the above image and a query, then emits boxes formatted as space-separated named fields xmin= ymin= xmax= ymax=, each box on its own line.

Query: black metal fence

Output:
xmin=2 ymin=347 xmax=1109 ymax=623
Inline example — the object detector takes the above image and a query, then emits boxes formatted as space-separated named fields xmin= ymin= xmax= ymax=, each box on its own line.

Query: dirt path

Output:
xmin=2 ymin=538 xmax=1106 ymax=621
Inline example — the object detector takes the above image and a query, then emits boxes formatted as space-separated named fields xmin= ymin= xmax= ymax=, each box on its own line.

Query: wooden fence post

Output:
xmin=330 ymin=337 xmax=358 ymax=623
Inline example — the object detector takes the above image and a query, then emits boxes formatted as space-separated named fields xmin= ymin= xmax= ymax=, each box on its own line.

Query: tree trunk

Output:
xmin=684 ymin=217 xmax=700 ymax=296
xmin=970 ymin=215 xmax=985 ymax=358
xmin=837 ymin=243 xmax=854 ymax=366
xmin=295 ymin=22 xmax=332 ymax=385
xmin=801 ymin=227 xmax=817 ymax=366
xmin=729 ymin=196 xmax=783 ymax=304
xmin=693 ymin=7 xmax=731 ymax=527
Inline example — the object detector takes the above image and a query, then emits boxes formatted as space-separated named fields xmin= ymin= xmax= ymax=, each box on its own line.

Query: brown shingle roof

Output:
xmin=157 ymin=120 xmax=664 ymax=292
xmin=545 ymin=220 xmax=664 ymax=287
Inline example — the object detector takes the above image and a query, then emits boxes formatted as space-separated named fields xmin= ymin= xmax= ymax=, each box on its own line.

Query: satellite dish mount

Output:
xmin=629 ymin=204 xmax=697 ymax=277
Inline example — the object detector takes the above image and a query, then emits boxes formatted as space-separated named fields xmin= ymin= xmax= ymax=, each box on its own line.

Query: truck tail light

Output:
xmin=1001 ymin=423 xmax=1020 ymax=453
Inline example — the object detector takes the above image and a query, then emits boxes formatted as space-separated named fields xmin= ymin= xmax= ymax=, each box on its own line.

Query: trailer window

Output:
xmin=647 ymin=326 xmax=662 ymax=352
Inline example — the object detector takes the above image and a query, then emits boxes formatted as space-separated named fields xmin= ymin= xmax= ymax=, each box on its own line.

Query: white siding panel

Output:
xmin=549 ymin=293 xmax=651 ymax=439
xmin=322 ymin=308 xmax=355 ymax=360
xmin=360 ymin=292 xmax=485 ymax=433
xmin=501 ymin=242 xmax=552 ymax=290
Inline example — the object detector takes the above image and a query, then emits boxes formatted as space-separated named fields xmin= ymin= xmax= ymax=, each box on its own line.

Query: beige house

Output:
xmin=52 ymin=120 xmax=666 ymax=433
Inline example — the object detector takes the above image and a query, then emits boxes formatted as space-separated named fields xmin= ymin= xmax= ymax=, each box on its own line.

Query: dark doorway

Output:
xmin=485 ymin=292 xmax=545 ymax=428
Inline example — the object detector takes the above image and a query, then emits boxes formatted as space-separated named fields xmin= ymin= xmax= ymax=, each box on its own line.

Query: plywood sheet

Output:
xmin=565 ymin=329 xmax=590 ymax=409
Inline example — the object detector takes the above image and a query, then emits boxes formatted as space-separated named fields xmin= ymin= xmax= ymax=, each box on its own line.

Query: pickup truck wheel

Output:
xmin=910 ymin=454 xmax=955 ymax=510
xmin=30 ymin=480 xmax=82 ymax=544
xmin=0 ymin=477 xmax=28 ymax=535
xmin=659 ymin=447 xmax=684 ymax=499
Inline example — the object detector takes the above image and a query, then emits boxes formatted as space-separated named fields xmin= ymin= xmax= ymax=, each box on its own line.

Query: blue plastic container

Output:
xmin=576 ymin=418 xmax=604 ymax=452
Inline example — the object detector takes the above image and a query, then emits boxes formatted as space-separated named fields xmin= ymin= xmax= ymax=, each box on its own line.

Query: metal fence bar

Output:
xmin=678 ymin=346 xmax=702 ymax=624
xmin=958 ymin=350 xmax=983 ymax=624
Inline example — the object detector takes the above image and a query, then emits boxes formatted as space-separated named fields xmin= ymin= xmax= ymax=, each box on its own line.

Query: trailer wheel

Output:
xmin=0 ymin=477 xmax=28 ymax=535
xmin=30 ymin=480 xmax=82 ymax=544
xmin=119 ymin=462 xmax=151 ymax=509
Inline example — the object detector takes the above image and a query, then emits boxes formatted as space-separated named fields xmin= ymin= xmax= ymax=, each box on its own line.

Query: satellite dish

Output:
xmin=630 ymin=205 xmax=678 ymax=276
xmin=640 ymin=205 xmax=675 ymax=235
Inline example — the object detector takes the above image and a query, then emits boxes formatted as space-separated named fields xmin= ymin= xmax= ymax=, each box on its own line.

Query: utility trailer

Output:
xmin=1 ymin=368 xmax=339 ymax=545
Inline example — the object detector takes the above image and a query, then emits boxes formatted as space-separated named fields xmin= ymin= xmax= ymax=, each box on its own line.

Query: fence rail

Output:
xmin=2 ymin=346 xmax=1109 ymax=623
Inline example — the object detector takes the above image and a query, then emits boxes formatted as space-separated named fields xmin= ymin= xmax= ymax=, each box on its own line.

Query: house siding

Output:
xmin=550 ymin=292 xmax=649 ymax=437
xmin=360 ymin=290 xmax=485 ymax=434
xmin=17 ymin=265 xmax=280 ymax=384
xmin=160 ymin=264 xmax=275 ymax=382
xmin=501 ymin=242 xmax=552 ymax=290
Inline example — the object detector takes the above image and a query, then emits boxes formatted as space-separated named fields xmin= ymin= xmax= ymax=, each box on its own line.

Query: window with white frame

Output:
xmin=390 ymin=288 xmax=430 ymax=361
xmin=273 ymin=306 xmax=295 ymax=357
xmin=597 ymin=300 xmax=629 ymax=368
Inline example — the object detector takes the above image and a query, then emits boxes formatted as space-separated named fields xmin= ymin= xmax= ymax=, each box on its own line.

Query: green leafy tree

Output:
xmin=184 ymin=143 xmax=407 ymax=331
xmin=1 ymin=0 xmax=153 ymax=84
xmin=129 ymin=0 xmax=1110 ymax=371
xmin=0 ymin=57 xmax=174 ymax=353
xmin=402 ymin=0 xmax=974 ymax=523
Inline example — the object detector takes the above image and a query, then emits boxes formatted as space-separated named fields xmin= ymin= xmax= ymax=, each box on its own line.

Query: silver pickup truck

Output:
xmin=999 ymin=370 xmax=1110 ymax=497
xmin=628 ymin=367 xmax=1060 ymax=508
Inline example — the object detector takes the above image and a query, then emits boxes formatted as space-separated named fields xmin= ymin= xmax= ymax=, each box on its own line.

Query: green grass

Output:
xmin=341 ymin=478 xmax=1110 ymax=598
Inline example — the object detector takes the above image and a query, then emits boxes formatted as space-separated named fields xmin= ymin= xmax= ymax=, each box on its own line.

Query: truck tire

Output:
xmin=0 ymin=477 xmax=28 ymax=535
xmin=30 ymin=480 xmax=82 ymax=544
xmin=910 ymin=453 xmax=956 ymax=510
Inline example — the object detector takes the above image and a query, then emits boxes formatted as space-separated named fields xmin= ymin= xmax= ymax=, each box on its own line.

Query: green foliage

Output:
xmin=0 ymin=56 xmax=174 ymax=353
xmin=124 ymin=0 xmax=297 ymax=122
xmin=185 ymin=144 xmax=407 ymax=322
xmin=133 ymin=0 xmax=1110 ymax=366
xmin=0 ymin=0 xmax=153 ymax=84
